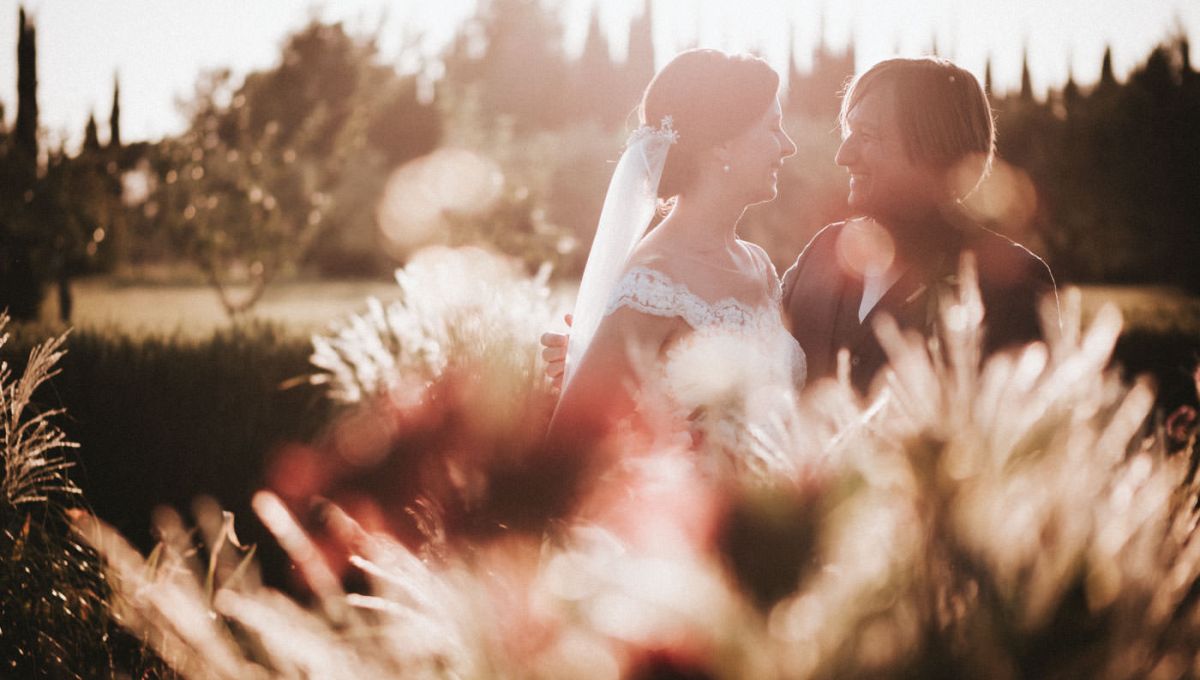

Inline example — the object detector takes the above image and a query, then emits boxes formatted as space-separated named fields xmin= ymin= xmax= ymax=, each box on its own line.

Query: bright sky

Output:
xmin=1 ymin=0 xmax=1197 ymax=149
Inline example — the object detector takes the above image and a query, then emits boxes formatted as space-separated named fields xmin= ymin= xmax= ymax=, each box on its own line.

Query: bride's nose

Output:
xmin=780 ymin=131 xmax=797 ymax=160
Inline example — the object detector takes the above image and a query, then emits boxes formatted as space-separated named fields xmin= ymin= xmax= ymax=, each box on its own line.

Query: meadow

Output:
xmin=8 ymin=270 xmax=1198 ymax=552
xmin=4 ymin=250 xmax=1200 ymax=678
xmin=61 ymin=274 xmax=1200 ymax=410
xmin=57 ymin=277 xmax=1200 ymax=338
xmin=63 ymin=277 xmax=407 ymax=337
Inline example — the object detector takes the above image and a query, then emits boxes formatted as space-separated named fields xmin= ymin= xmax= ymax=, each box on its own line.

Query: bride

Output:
xmin=548 ymin=49 xmax=805 ymax=480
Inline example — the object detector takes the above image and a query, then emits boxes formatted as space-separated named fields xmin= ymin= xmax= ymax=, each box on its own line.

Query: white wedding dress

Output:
xmin=603 ymin=265 xmax=807 ymax=483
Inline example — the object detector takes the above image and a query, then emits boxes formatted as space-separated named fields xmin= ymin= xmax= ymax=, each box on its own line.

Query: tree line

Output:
xmin=996 ymin=39 xmax=1200 ymax=290
xmin=0 ymin=0 xmax=1196 ymax=321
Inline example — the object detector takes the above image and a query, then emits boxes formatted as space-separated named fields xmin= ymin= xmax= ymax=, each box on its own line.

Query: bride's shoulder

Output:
xmin=625 ymin=247 xmax=671 ymax=270
xmin=621 ymin=251 xmax=686 ymax=286
xmin=739 ymin=240 xmax=775 ymax=269
xmin=611 ymin=262 xmax=685 ymax=297
xmin=734 ymin=241 xmax=782 ymax=299
xmin=606 ymin=260 xmax=706 ymax=324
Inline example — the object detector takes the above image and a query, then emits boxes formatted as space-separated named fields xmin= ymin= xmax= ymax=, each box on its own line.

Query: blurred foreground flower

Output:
xmin=764 ymin=258 xmax=1200 ymax=678
xmin=299 ymin=246 xmax=588 ymax=546
xmin=310 ymin=244 xmax=561 ymax=405
xmin=74 ymin=255 xmax=1200 ymax=679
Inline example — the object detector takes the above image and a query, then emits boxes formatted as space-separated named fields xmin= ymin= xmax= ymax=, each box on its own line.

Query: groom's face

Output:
xmin=835 ymin=83 xmax=942 ymax=224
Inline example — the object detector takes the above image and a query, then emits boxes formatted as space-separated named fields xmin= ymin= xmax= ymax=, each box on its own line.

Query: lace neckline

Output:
xmin=604 ymin=266 xmax=783 ymax=333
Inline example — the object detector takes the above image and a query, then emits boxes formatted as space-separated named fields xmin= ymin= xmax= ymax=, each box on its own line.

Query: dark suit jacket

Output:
xmin=781 ymin=218 xmax=1059 ymax=392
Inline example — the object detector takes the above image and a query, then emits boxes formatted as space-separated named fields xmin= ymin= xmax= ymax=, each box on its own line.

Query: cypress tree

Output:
xmin=473 ymin=0 xmax=571 ymax=132
xmin=83 ymin=112 xmax=100 ymax=151
xmin=785 ymin=23 xmax=804 ymax=114
xmin=1020 ymin=48 xmax=1034 ymax=102
xmin=624 ymin=0 xmax=655 ymax=107
xmin=1099 ymin=45 xmax=1117 ymax=91
xmin=790 ymin=12 xmax=855 ymax=120
xmin=1063 ymin=71 xmax=1080 ymax=108
xmin=1179 ymin=36 xmax=1194 ymax=85
xmin=579 ymin=8 xmax=610 ymax=70
xmin=575 ymin=7 xmax=619 ymax=125
xmin=3 ymin=6 xmax=45 ymax=321
xmin=109 ymin=75 xmax=121 ymax=150
xmin=15 ymin=6 xmax=37 ymax=166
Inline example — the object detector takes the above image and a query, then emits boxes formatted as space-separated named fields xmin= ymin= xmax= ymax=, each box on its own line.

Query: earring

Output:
xmin=723 ymin=163 xmax=731 ymax=174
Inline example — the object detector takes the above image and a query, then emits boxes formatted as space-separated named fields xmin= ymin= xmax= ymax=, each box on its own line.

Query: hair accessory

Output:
xmin=628 ymin=114 xmax=679 ymax=146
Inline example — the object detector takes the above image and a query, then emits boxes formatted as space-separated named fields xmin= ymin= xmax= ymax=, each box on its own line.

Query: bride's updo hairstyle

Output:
xmin=640 ymin=49 xmax=780 ymax=200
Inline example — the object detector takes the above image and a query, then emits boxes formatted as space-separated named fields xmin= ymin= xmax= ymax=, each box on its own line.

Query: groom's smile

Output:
xmin=848 ymin=173 xmax=870 ymax=195
xmin=835 ymin=82 xmax=942 ymax=223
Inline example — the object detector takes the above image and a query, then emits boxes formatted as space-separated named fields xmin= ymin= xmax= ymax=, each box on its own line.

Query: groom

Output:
xmin=544 ymin=56 xmax=1058 ymax=393
xmin=783 ymin=56 xmax=1058 ymax=391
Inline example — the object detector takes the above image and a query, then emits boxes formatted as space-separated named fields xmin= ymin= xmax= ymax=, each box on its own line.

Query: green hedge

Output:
xmin=2 ymin=323 xmax=334 ymax=559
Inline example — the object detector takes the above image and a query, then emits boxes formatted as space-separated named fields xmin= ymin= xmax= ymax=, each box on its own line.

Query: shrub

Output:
xmin=0 ymin=314 xmax=168 ymax=677
xmin=0 ymin=320 xmax=331 ymax=586
xmin=72 ymin=257 xmax=1200 ymax=679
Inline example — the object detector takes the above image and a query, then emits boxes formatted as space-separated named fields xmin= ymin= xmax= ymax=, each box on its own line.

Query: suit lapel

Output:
xmin=833 ymin=272 xmax=867 ymax=354
xmin=786 ymin=244 xmax=851 ymax=380
xmin=861 ymin=267 xmax=930 ymax=332
xmin=844 ymin=264 xmax=934 ymax=383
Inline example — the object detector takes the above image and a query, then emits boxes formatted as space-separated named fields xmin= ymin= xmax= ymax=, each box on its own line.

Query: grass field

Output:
xmin=1075 ymin=284 xmax=1200 ymax=334
xmin=61 ymin=277 xmax=409 ymax=337
xmin=60 ymin=276 xmax=1200 ymax=338
xmin=44 ymin=269 xmax=1200 ymax=679
xmin=6 ymin=266 xmax=1199 ymax=678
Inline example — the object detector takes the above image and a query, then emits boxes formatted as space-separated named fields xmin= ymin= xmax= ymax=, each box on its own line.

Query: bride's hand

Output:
xmin=540 ymin=314 xmax=572 ymax=389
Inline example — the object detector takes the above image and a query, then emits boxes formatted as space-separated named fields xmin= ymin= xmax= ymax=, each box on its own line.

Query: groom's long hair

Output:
xmin=841 ymin=57 xmax=996 ymax=193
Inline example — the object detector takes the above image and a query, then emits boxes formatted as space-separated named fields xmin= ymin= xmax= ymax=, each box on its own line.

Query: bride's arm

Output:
xmin=548 ymin=307 xmax=685 ymax=440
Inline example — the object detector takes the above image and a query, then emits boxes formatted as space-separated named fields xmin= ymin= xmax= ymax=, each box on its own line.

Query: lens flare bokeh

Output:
xmin=376 ymin=148 xmax=504 ymax=258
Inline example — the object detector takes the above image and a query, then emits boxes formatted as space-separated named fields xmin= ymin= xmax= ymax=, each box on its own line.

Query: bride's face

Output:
xmin=722 ymin=98 xmax=796 ymax=205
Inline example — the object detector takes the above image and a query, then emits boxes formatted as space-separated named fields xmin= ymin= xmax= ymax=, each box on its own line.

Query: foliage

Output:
xmin=0 ymin=8 xmax=125 ymax=323
xmin=0 ymin=313 xmax=169 ymax=677
xmin=139 ymin=21 xmax=441 ymax=314
xmin=310 ymin=245 xmax=562 ymax=408
xmin=0 ymin=7 xmax=45 ymax=320
xmin=996 ymin=36 xmax=1200 ymax=291
xmin=0 ymin=321 xmax=330 ymax=562
xmin=4 ymin=8 xmax=1200 ymax=319
xmin=442 ymin=0 xmax=572 ymax=134
xmin=0 ymin=313 xmax=76 ymax=512
xmin=61 ymin=255 xmax=1200 ymax=679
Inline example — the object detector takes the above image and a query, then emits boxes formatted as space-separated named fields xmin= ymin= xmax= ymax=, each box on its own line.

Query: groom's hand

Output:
xmin=540 ymin=314 xmax=572 ymax=389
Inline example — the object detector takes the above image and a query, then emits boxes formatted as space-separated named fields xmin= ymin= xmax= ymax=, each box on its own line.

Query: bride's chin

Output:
xmin=750 ymin=187 xmax=778 ymax=206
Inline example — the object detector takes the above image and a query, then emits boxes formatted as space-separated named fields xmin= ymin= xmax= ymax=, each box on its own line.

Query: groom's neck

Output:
xmin=878 ymin=202 xmax=969 ymax=266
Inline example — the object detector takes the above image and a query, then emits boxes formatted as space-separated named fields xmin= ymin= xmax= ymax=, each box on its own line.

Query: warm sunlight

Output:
xmin=1 ymin=0 xmax=1196 ymax=147
xmin=4 ymin=0 xmax=1200 ymax=676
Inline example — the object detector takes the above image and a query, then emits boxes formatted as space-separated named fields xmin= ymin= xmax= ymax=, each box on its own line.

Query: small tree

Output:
xmin=148 ymin=22 xmax=441 ymax=316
